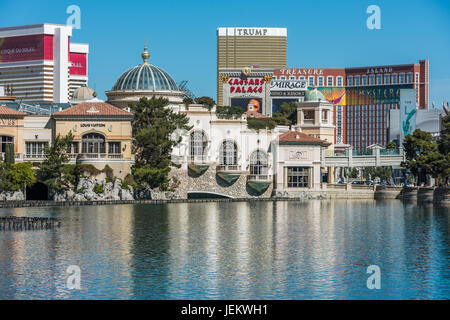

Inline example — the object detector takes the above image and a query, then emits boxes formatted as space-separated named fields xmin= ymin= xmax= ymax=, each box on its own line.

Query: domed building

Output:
xmin=296 ymin=87 xmax=335 ymax=147
xmin=106 ymin=43 xmax=185 ymax=109
xmin=304 ymin=87 xmax=327 ymax=102
xmin=70 ymin=85 xmax=103 ymax=104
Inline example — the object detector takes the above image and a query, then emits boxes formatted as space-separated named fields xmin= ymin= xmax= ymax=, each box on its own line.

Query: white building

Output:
xmin=0 ymin=23 xmax=89 ymax=103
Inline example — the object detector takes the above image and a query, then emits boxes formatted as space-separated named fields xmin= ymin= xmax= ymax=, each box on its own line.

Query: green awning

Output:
xmin=217 ymin=172 xmax=241 ymax=184
xmin=247 ymin=180 xmax=271 ymax=193
xmin=188 ymin=163 xmax=209 ymax=175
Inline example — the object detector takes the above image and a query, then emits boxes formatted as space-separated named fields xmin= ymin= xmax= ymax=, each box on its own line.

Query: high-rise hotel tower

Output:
xmin=217 ymin=27 xmax=287 ymax=105
xmin=0 ymin=23 xmax=89 ymax=103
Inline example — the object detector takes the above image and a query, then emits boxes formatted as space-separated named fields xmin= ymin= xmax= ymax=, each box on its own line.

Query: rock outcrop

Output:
xmin=51 ymin=177 xmax=134 ymax=201
xmin=0 ymin=191 xmax=25 ymax=201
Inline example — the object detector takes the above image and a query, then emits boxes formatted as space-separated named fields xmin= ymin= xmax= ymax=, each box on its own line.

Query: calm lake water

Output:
xmin=0 ymin=200 xmax=449 ymax=300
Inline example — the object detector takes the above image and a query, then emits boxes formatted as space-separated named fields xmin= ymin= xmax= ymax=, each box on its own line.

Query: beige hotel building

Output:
xmin=217 ymin=27 xmax=287 ymax=105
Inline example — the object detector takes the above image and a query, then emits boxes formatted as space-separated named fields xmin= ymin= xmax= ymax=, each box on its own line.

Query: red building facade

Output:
xmin=273 ymin=60 xmax=429 ymax=149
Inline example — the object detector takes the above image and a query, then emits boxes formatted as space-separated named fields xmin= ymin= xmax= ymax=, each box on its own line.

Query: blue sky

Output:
xmin=1 ymin=0 xmax=449 ymax=106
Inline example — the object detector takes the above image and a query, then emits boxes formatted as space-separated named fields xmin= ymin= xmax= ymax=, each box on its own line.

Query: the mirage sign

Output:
xmin=270 ymin=80 xmax=307 ymax=97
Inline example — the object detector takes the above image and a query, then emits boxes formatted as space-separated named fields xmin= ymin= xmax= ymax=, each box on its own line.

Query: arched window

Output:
xmin=220 ymin=140 xmax=237 ymax=165
xmin=82 ymin=133 xmax=105 ymax=154
xmin=190 ymin=130 xmax=207 ymax=159
xmin=250 ymin=150 xmax=268 ymax=175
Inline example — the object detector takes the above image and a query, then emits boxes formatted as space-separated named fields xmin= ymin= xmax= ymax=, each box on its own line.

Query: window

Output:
xmin=407 ymin=72 xmax=413 ymax=83
xmin=82 ymin=133 xmax=105 ymax=154
xmin=392 ymin=74 xmax=397 ymax=84
xmin=354 ymin=75 xmax=360 ymax=86
xmin=190 ymin=130 xmax=207 ymax=159
xmin=369 ymin=75 xmax=375 ymax=85
xmin=308 ymin=76 xmax=315 ymax=87
xmin=25 ymin=141 xmax=47 ymax=157
xmin=299 ymin=76 xmax=305 ymax=81
xmin=376 ymin=74 xmax=382 ymax=84
xmin=287 ymin=167 xmax=310 ymax=188
xmin=318 ymin=76 xmax=324 ymax=87
xmin=280 ymin=76 xmax=286 ymax=80
xmin=303 ymin=110 xmax=315 ymax=121
xmin=362 ymin=75 xmax=368 ymax=86
xmin=219 ymin=140 xmax=237 ymax=165
xmin=249 ymin=150 xmax=268 ymax=175
xmin=384 ymin=74 xmax=390 ymax=84
xmin=108 ymin=142 xmax=121 ymax=154
xmin=327 ymin=76 xmax=333 ymax=87
xmin=347 ymin=76 xmax=353 ymax=86
xmin=289 ymin=76 xmax=296 ymax=80
xmin=321 ymin=110 xmax=328 ymax=123
xmin=399 ymin=73 xmax=405 ymax=84
xmin=71 ymin=142 xmax=79 ymax=154
xmin=337 ymin=76 xmax=343 ymax=87
xmin=415 ymin=72 xmax=420 ymax=83
xmin=0 ymin=135 xmax=13 ymax=153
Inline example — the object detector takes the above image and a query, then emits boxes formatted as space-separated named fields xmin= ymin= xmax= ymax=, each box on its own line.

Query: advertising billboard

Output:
xmin=230 ymin=97 xmax=262 ymax=113
xmin=69 ymin=52 xmax=87 ymax=76
xmin=316 ymin=87 xmax=347 ymax=105
xmin=399 ymin=89 xmax=417 ymax=141
xmin=344 ymin=84 xmax=413 ymax=105
xmin=0 ymin=35 xmax=53 ymax=63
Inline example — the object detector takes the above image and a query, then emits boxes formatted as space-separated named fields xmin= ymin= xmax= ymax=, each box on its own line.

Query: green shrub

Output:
xmin=247 ymin=118 xmax=277 ymax=132
xmin=76 ymin=187 xmax=85 ymax=194
xmin=93 ymin=183 xmax=104 ymax=194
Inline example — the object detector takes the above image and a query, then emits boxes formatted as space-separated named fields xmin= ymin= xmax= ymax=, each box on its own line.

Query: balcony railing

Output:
xmin=69 ymin=153 xmax=124 ymax=159
xmin=247 ymin=174 xmax=272 ymax=182
xmin=189 ymin=155 xmax=210 ymax=164
xmin=216 ymin=165 xmax=241 ymax=172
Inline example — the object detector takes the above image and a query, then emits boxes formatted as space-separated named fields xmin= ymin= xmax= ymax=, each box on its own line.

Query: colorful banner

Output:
xmin=0 ymin=35 xmax=53 ymax=63
xmin=230 ymin=97 xmax=262 ymax=113
xmin=399 ymin=89 xmax=417 ymax=141
xmin=343 ymin=85 xmax=413 ymax=105
xmin=316 ymin=87 xmax=347 ymax=105
xmin=69 ymin=52 xmax=87 ymax=76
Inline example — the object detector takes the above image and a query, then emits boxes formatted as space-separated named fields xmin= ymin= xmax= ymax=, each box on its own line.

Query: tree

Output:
xmin=402 ymin=129 xmax=442 ymax=183
xmin=39 ymin=131 xmax=74 ymax=192
xmin=385 ymin=141 xmax=397 ymax=149
xmin=375 ymin=167 xmax=392 ymax=182
xmin=0 ymin=162 xmax=15 ymax=191
xmin=130 ymin=97 xmax=191 ymax=190
xmin=273 ymin=101 xmax=297 ymax=125
xmin=8 ymin=162 xmax=37 ymax=196
xmin=349 ymin=167 xmax=359 ymax=179
xmin=4 ymin=143 xmax=15 ymax=164
xmin=195 ymin=96 xmax=216 ymax=109
xmin=437 ymin=114 xmax=450 ymax=183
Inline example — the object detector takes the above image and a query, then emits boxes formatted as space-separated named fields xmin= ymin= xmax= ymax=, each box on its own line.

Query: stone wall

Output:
xmin=168 ymin=164 xmax=273 ymax=199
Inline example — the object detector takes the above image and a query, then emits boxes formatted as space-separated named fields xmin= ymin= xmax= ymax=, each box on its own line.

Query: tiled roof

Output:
xmin=52 ymin=102 xmax=132 ymax=117
xmin=0 ymin=105 xmax=26 ymax=116
xmin=245 ymin=110 xmax=269 ymax=119
xmin=278 ymin=130 xmax=330 ymax=145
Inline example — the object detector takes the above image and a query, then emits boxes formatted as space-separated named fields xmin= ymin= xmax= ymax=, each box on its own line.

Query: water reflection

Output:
xmin=0 ymin=200 xmax=449 ymax=299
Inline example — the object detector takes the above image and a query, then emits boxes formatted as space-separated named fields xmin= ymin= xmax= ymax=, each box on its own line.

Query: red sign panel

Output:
xmin=69 ymin=52 xmax=87 ymax=76
xmin=0 ymin=35 xmax=53 ymax=63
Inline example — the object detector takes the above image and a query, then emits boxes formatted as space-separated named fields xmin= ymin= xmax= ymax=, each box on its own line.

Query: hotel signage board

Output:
xmin=270 ymin=80 xmax=307 ymax=97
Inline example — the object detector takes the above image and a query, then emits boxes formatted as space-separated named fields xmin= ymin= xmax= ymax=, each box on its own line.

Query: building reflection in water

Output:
xmin=0 ymin=200 xmax=449 ymax=299
xmin=0 ymin=205 xmax=135 ymax=299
